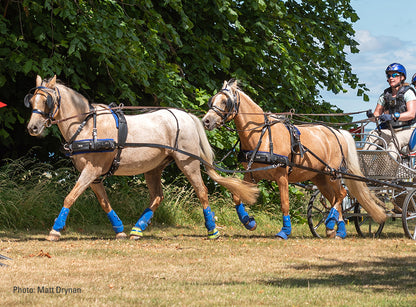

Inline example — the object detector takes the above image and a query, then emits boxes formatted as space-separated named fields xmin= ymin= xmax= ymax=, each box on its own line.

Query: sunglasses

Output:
xmin=386 ymin=73 xmax=401 ymax=79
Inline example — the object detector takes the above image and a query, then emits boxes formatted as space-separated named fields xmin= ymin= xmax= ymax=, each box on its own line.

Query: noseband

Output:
xmin=24 ymin=86 xmax=61 ymax=125
xmin=207 ymin=88 xmax=240 ymax=126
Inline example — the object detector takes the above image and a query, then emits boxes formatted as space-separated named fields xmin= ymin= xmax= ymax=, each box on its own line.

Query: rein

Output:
xmin=47 ymin=105 xmax=181 ymax=126
xmin=25 ymin=84 xmax=388 ymax=188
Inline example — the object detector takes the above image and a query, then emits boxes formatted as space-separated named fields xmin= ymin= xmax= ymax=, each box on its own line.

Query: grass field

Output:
xmin=1 ymin=158 xmax=416 ymax=305
xmin=1 ymin=222 xmax=416 ymax=306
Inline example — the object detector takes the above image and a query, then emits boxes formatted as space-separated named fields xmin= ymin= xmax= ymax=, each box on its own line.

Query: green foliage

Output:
xmin=1 ymin=0 xmax=362 ymax=159
xmin=0 ymin=154 xmax=77 ymax=229
xmin=0 ymin=156 xmax=295 ymax=231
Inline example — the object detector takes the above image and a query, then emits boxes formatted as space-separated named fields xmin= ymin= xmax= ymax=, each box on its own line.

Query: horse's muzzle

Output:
xmin=202 ymin=114 xmax=218 ymax=131
xmin=27 ymin=122 xmax=45 ymax=137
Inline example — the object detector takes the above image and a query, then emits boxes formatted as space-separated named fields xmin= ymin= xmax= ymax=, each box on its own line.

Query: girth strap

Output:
xmin=286 ymin=123 xmax=305 ymax=158
xmin=106 ymin=103 xmax=128 ymax=177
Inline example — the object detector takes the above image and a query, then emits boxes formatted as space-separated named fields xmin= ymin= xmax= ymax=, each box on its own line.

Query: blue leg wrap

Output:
xmin=134 ymin=208 xmax=154 ymax=231
xmin=325 ymin=207 xmax=339 ymax=230
xmin=235 ymin=203 xmax=257 ymax=231
xmin=107 ymin=210 xmax=124 ymax=234
xmin=203 ymin=206 xmax=216 ymax=231
xmin=276 ymin=215 xmax=291 ymax=240
xmin=52 ymin=207 xmax=70 ymax=232
xmin=336 ymin=220 xmax=347 ymax=239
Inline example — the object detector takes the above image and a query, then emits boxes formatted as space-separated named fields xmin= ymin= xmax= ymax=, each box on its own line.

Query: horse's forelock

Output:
xmin=226 ymin=79 xmax=240 ymax=92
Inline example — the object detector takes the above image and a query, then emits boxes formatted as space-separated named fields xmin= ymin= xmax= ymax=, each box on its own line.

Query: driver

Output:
xmin=364 ymin=63 xmax=416 ymax=158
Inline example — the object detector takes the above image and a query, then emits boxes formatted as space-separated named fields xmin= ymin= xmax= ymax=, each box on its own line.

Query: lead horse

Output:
xmin=202 ymin=80 xmax=387 ymax=239
xmin=25 ymin=75 xmax=259 ymax=241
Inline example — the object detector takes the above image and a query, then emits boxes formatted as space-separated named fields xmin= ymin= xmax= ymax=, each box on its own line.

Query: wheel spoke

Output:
xmin=314 ymin=218 xmax=326 ymax=230
xmin=354 ymin=204 xmax=384 ymax=238
xmin=405 ymin=214 xmax=416 ymax=221
xmin=312 ymin=205 xmax=325 ymax=215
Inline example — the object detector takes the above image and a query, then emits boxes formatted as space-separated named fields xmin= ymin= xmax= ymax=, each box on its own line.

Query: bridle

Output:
xmin=24 ymin=86 xmax=62 ymax=126
xmin=207 ymin=87 xmax=240 ymax=126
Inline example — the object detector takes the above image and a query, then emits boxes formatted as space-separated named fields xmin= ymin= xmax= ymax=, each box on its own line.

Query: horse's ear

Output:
xmin=222 ymin=80 xmax=228 ymax=89
xmin=46 ymin=75 xmax=57 ymax=89
xmin=36 ymin=75 xmax=42 ymax=87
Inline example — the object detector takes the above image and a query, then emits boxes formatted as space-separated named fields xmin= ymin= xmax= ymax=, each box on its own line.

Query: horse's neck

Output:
xmin=55 ymin=85 xmax=91 ymax=141
xmin=234 ymin=92 xmax=270 ymax=149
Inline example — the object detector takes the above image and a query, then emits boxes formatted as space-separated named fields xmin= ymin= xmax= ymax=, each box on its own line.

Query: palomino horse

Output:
xmin=25 ymin=75 xmax=258 ymax=241
xmin=202 ymin=80 xmax=386 ymax=239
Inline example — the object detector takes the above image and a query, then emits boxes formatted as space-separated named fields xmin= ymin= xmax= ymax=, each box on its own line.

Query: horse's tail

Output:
xmin=339 ymin=129 xmax=387 ymax=224
xmin=190 ymin=115 xmax=259 ymax=205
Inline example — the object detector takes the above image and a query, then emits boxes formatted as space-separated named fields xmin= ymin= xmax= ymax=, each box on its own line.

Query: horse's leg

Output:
xmin=130 ymin=165 xmax=165 ymax=240
xmin=232 ymin=173 xmax=257 ymax=230
xmin=176 ymin=158 xmax=219 ymax=239
xmin=48 ymin=164 xmax=102 ymax=241
xmin=90 ymin=181 xmax=127 ymax=239
xmin=313 ymin=176 xmax=347 ymax=239
xmin=275 ymin=174 xmax=292 ymax=240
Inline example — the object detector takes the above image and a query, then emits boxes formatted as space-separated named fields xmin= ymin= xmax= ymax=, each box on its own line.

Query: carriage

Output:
xmin=307 ymin=126 xmax=416 ymax=240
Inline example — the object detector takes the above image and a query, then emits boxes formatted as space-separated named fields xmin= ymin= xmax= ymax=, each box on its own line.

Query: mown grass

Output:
xmin=1 ymin=226 xmax=416 ymax=306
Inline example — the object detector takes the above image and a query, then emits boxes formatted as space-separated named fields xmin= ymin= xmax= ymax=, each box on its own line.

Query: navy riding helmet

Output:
xmin=386 ymin=62 xmax=406 ymax=79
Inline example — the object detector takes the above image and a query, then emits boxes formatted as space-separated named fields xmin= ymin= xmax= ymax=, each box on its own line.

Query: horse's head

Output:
xmin=25 ymin=75 xmax=61 ymax=136
xmin=202 ymin=79 xmax=240 ymax=131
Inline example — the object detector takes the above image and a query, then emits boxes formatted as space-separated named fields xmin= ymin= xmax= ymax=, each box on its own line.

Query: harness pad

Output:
xmin=67 ymin=138 xmax=116 ymax=154
xmin=238 ymin=150 xmax=289 ymax=167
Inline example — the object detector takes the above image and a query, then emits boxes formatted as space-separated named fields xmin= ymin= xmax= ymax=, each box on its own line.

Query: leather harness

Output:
xmin=62 ymin=102 xmax=128 ymax=179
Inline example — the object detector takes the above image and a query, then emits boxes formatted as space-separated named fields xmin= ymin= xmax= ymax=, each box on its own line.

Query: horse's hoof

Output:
xmin=275 ymin=231 xmax=289 ymax=240
xmin=244 ymin=217 xmax=257 ymax=231
xmin=47 ymin=229 xmax=61 ymax=241
xmin=129 ymin=226 xmax=143 ymax=240
xmin=326 ymin=229 xmax=336 ymax=238
xmin=129 ymin=235 xmax=142 ymax=240
xmin=115 ymin=232 xmax=127 ymax=240
xmin=208 ymin=228 xmax=220 ymax=240
xmin=335 ymin=235 xmax=344 ymax=240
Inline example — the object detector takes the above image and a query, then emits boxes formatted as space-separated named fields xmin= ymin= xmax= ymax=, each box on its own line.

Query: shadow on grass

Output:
xmin=258 ymin=255 xmax=416 ymax=293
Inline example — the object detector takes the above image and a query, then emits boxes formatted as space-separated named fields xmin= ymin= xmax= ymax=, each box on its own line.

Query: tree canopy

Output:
xmin=0 ymin=0 xmax=364 ymax=160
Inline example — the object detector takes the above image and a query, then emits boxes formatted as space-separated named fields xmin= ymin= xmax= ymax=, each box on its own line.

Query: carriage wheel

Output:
xmin=307 ymin=190 xmax=331 ymax=238
xmin=353 ymin=204 xmax=384 ymax=238
xmin=306 ymin=190 xmax=356 ymax=238
xmin=307 ymin=190 xmax=330 ymax=238
xmin=401 ymin=189 xmax=416 ymax=240
xmin=307 ymin=190 xmax=383 ymax=238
